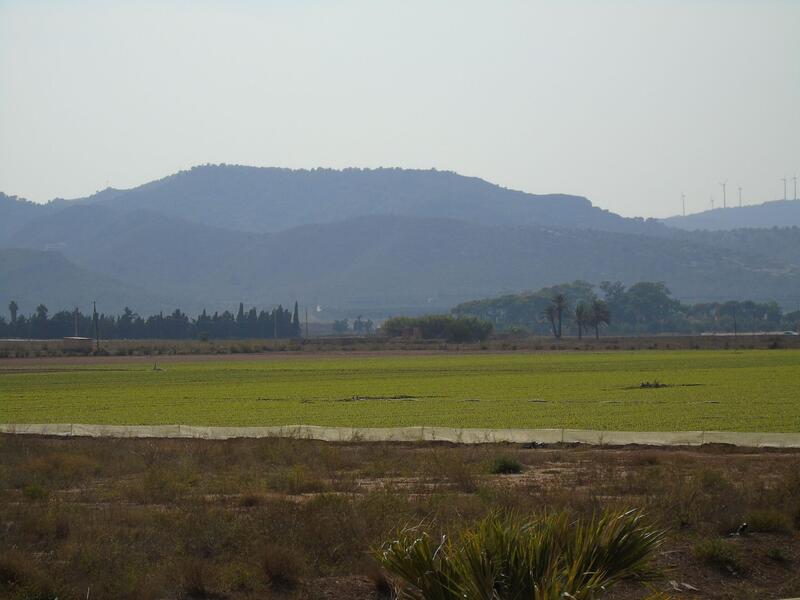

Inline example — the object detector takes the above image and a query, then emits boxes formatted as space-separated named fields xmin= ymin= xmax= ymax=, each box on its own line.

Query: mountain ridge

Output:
xmin=1 ymin=165 xmax=666 ymax=237
xmin=3 ymin=165 xmax=800 ymax=315
xmin=662 ymin=199 xmax=800 ymax=231
xmin=6 ymin=208 xmax=800 ymax=313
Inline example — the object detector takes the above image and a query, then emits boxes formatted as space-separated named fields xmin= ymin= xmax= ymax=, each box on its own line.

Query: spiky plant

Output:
xmin=376 ymin=510 xmax=664 ymax=600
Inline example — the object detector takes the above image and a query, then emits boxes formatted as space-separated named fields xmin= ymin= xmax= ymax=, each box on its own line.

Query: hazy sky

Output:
xmin=1 ymin=1 xmax=798 ymax=218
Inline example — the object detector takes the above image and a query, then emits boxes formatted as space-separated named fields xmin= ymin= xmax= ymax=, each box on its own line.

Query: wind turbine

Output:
xmin=720 ymin=180 xmax=727 ymax=208
xmin=794 ymin=175 xmax=798 ymax=201
xmin=782 ymin=177 xmax=788 ymax=201
xmin=681 ymin=193 xmax=686 ymax=217
xmin=738 ymin=186 xmax=742 ymax=208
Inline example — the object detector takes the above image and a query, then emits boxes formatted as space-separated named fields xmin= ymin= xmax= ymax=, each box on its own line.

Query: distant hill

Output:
xmin=673 ymin=227 xmax=800 ymax=268
xmin=7 ymin=207 xmax=800 ymax=312
xmin=662 ymin=199 xmax=800 ymax=231
xmin=3 ymin=165 xmax=800 ymax=315
xmin=0 ymin=193 xmax=61 ymax=243
xmin=57 ymin=165 xmax=666 ymax=235
xmin=0 ymin=248 xmax=170 ymax=317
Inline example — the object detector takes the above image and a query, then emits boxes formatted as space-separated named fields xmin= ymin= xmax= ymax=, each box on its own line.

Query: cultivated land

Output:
xmin=0 ymin=435 xmax=798 ymax=599
xmin=2 ymin=349 xmax=798 ymax=432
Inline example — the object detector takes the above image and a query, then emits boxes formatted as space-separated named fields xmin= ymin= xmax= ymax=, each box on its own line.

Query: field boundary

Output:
xmin=1 ymin=423 xmax=800 ymax=447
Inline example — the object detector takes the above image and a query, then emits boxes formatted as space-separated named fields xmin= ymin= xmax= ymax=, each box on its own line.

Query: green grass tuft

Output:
xmin=488 ymin=456 xmax=523 ymax=474
xmin=693 ymin=539 xmax=742 ymax=574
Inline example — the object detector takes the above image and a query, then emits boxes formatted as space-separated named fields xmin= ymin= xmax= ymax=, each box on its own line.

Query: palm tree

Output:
xmin=550 ymin=293 xmax=569 ymax=338
xmin=589 ymin=298 xmax=611 ymax=339
xmin=574 ymin=302 xmax=589 ymax=340
xmin=541 ymin=305 xmax=558 ymax=338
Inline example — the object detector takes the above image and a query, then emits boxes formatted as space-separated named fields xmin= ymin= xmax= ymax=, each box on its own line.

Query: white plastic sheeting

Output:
xmin=1 ymin=423 xmax=800 ymax=447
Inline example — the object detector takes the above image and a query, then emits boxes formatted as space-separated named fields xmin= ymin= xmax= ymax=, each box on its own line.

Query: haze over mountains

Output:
xmin=2 ymin=165 xmax=800 ymax=316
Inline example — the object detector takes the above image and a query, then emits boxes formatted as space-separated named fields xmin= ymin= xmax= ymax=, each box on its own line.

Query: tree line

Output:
xmin=332 ymin=315 xmax=375 ymax=334
xmin=453 ymin=281 xmax=800 ymax=337
xmin=540 ymin=293 xmax=610 ymax=339
xmin=0 ymin=301 xmax=303 ymax=340
xmin=382 ymin=315 xmax=493 ymax=342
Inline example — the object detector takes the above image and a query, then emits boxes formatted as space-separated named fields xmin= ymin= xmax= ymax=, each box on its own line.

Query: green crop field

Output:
xmin=1 ymin=350 xmax=798 ymax=431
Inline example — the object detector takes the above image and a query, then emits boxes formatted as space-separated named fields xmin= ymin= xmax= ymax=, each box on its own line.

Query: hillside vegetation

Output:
xmin=453 ymin=280 xmax=800 ymax=336
xmin=2 ymin=166 xmax=800 ymax=314
xmin=0 ymin=249 xmax=168 ymax=315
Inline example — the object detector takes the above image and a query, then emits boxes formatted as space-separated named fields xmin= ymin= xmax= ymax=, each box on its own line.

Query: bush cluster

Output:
xmin=382 ymin=315 xmax=493 ymax=342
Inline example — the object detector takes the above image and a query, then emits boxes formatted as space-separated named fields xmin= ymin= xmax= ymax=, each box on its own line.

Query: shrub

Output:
xmin=693 ymin=539 xmax=741 ymax=573
xmin=766 ymin=546 xmax=788 ymax=564
xmin=54 ymin=513 xmax=71 ymax=539
xmin=747 ymin=509 xmax=792 ymax=534
xmin=263 ymin=544 xmax=304 ymax=590
xmin=365 ymin=564 xmax=393 ymax=597
xmin=239 ymin=493 xmax=262 ymax=508
xmin=267 ymin=464 xmax=326 ymax=495
xmin=0 ymin=554 xmax=57 ymax=599
xmin=0 ymin=552 xmax=33 ymax=587
xmin=488 ymin=456 xmax=523 ymax=475
xmin=376 ymin=509 xmax=664 ymax=599
xmin=182 ymin=559 xmax=211 ymax=598
xmin=23 ymin=484 xmax=49 ymax=501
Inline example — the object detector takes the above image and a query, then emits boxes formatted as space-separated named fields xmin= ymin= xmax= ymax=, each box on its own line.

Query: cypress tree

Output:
xmin=292 ymin=302 xmax=301 ymax=338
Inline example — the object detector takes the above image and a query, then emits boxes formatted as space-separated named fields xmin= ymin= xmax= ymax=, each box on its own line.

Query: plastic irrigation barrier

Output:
xmin=1 ymin=423 xmax=800 ymax=448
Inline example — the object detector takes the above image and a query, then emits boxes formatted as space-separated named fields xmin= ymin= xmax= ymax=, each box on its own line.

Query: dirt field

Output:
xmin=1 ymin=435 xmax=798 ymax=599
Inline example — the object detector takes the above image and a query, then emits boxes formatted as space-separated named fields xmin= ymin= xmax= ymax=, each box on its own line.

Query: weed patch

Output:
xmin=693 ymin=539 xmax=742 ymax=574
xmin=488 ymin=455 xmax=523 ymax=474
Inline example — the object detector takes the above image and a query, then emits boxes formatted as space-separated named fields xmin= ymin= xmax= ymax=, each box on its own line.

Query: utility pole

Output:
xmin=92 ymin=301 xmax=99 ymax=350
xmin=720 ymin=181 xmax=727 ymax=208
xmin=305 ymin=307 xmax=309 ymax=339
xmin=73 ymin=307 xmax=79 ymax=337
xmin=273 ymin=307 xmax=277 ymax=339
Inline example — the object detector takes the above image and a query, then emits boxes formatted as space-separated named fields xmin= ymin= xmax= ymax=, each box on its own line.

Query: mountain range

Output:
xmin=2 ymin=165 xmax=800 ymax=317
xmin=662 ymin=199 xmax=800 ymax=231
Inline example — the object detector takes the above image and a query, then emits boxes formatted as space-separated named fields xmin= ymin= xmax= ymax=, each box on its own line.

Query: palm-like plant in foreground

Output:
xmin=376 ymin=509 xmax=664 ymax=599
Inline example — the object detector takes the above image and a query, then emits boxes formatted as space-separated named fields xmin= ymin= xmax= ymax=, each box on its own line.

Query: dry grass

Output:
xmin=3 ymin=332 xmax=800 ymax=360
xmin=0 ymin=435 xmax=799 ymax=598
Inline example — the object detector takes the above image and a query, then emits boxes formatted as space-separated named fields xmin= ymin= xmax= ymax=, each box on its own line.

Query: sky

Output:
xmin=1 ymin=1 xmax=798 ymax=218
